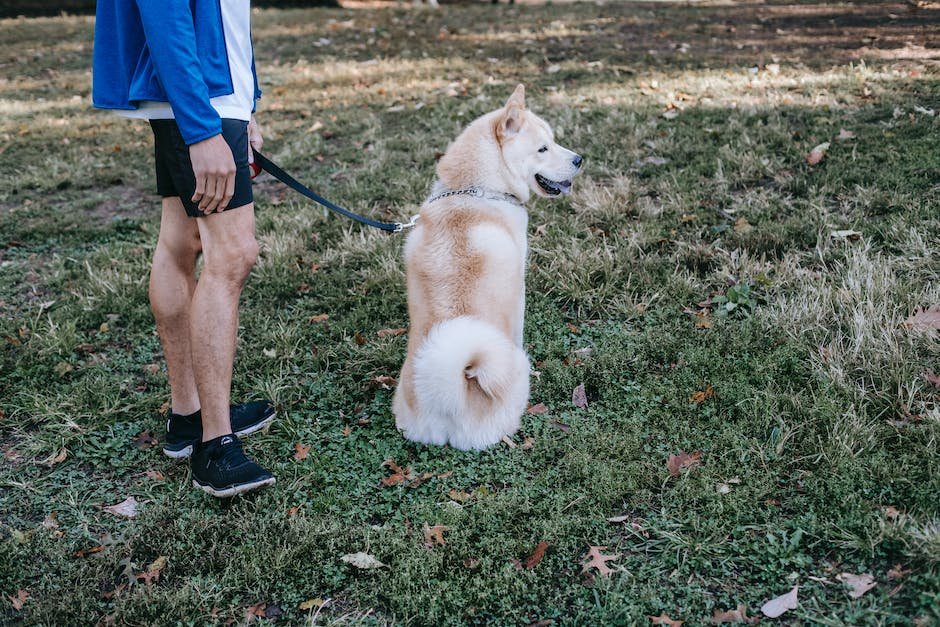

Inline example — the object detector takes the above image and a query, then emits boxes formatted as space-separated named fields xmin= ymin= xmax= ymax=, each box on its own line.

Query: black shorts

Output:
xmin=150 ymin=118 xmax=253 ymax=218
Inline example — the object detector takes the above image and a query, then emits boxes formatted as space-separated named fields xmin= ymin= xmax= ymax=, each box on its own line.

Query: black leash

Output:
xmin=252 ymin=151 xmax=418 ymax=233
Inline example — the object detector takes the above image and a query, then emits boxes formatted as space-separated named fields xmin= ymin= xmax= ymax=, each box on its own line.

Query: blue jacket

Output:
xmin=93 ymin=0 xmax=261 ymax=145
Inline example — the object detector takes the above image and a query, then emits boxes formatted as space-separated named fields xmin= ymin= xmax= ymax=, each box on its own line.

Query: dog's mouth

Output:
xmin=535 ymin=173 xmax=572 ymax=196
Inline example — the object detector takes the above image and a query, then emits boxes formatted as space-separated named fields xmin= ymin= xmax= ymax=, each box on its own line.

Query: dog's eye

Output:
xmin=538 ymin=146 xmax=549 ymax=153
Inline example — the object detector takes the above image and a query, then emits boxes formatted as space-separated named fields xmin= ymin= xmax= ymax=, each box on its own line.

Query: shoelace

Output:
xmin=212 ymin=436 xmax=251 ymax=470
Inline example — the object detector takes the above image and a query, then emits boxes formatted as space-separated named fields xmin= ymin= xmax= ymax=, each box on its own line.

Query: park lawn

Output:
xmin=1 ymin=1 xmax=939 ymax=624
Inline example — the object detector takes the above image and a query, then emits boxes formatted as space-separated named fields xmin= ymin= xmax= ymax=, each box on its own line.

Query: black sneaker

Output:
xmin=163 ymin=400 xmax=277 ymax=459
xmin=190 ymin=434 xmax=275 ymax=498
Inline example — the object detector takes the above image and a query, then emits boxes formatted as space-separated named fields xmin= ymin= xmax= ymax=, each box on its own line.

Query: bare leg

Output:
xmin=150 ymin=197 xmax=202 ymax=416
xmin=190 ymin=203 xmax=259 ymax=442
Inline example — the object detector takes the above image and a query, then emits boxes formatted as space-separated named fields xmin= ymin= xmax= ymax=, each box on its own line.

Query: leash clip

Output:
xmin=394 ymin=214 xmax=420 ymax=233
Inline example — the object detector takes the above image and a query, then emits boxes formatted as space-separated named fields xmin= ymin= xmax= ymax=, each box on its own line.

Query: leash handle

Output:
xmin=252 ymin=150 xmax=418 ymax=234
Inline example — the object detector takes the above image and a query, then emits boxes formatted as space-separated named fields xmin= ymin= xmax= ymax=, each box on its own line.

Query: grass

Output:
xmin=1 ymin=1 xmax=939 ymax=624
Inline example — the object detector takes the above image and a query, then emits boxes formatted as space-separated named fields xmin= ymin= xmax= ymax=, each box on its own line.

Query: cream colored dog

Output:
xmin=392 ymin=84 xmax=583 ymax=450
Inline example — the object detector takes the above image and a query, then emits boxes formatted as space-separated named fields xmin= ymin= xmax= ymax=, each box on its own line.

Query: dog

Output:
xmin=392 ymin=84 xmax=583 ymax=450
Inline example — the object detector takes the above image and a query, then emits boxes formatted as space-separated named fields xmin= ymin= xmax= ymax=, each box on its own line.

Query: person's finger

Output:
xmin=202 ymin=174 xmax=224 ymax=213
xmin=220 ymin=173 xmax=235 ymax=211
xmin=192 ymin=175 xmax=207 ymax=204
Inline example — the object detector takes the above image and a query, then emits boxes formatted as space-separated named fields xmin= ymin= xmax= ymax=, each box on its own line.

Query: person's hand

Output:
xmin=189 ymin=134 xmax=236 ymax=214
xmin=248 ymin=116 xmax=263 ymax=162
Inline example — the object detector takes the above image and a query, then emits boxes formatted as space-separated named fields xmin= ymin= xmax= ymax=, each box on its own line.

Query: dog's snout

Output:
xmin=572 ymin=154 xmax=583 ymax=169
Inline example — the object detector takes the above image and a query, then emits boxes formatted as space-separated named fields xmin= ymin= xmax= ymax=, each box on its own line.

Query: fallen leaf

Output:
xmin=690 ymin=385 xmax=715 ymax=403
xmin=903 ymin=305 xmax=940 ymax=333
xmin=806 ymin=142 xmax=830 ymax=165
xmin=381 ymin=459 xmax=412 ymax=487
xmin=298 ymin=598 xmax=326 ymax=610
xmin=680 ymin=213 xmax=697 ymax=223
xmin=830 ymin=229 xmax=863 ymax=241
xmin=132 ymin=430 xmax=158 ymax=449
xmin=695 ymin=310 xmax=713 ymax=329
xmin=143 ymin=469 xmax=165 ymax=481
xmin=245 ymin=602 xmax=267 ymax=621
xmin=527 ymin=402 xmax=549 ymax=415
xmin=522 ymin=436 xmax=536 ymax=450
xmin=423 ymin=523 xmax=448 ymax=548
xmin=581 ymin=545 xmax=620 ymax=577
xmin=142 ymin=363 xmax=160 ymax=375
xmin=837 ymin=572 xmax=876 ymax=599
xmin=309 ymin=313 xmax=330 ymax=323
xmin=42 ymin=512 xmax=59 ymax=530
xmin=837 ymin=128 xmax=856 ymax=141
xmin=572 ymin=383 xmax=588 ymax=409
xmin=293 ymin=443 xmax=311 ymax=462
xmin=760 ymin=585 xmax=798 ymax=618
xmin=887 ymin=564 xmax=912 ymax=581
xmin=73 ymin=544 xmax=106 ymax=558
xmin=883 ymin=506 xmax=901 ymax=520
xmin=667 ymin=450 xmax=703 ymax=477
xmin=287 ymin=506 xmax=300 ymax=517
xmin=103 ymin=496 xmax=139 ymax=518
xmin=341 ymin=425 xmax=352 ymax=437
xmin=550 ymin=420 xmax=571 ymax=432
xmin=370 ymin=375 xmax=397 ymax=389
xmin=377 ymin=327 xmax=406 ymax=338
xmin=136 ymin=555 xmax=167 ymax=586
xmin=733 ymin=217 xmax=753 ymax=234
xmin=501 ymin=435 xmax=516 ymax=449
xmin=924 ymin=370 xmax=940 ymax=389
xmin=341 ymin=552 xmax=386 ymax=569
xmin=448 ymin=488 xmax=472 ymax=503
xmin=40 ymin=448 xmax=67 ymax=467
xmin=354 ymin=332 xmax=367 ymax=346
xmin=711 ymin=604 xmax=758 ymax=623
xmin=523 ymin=541 xmax=550 ymax=569
xmin=9 ymin=589 xmax=27 ymax=611
xmin=649 ymin=613 xmax=683 ymax=626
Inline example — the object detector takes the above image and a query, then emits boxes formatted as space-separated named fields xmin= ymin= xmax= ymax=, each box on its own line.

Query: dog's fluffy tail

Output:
xmin=411 ymin=316 xmax=529 ymax=450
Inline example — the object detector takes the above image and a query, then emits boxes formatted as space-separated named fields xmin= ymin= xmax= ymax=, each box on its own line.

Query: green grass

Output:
xmin=1 ymin=2 xmax=939 ymax=624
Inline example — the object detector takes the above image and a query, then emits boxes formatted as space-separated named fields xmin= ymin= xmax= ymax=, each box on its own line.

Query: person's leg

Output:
xmin=150 ymin=197 xmax=202 ymax=416
xmin=190 ymin=202 xmax=259 ymax=442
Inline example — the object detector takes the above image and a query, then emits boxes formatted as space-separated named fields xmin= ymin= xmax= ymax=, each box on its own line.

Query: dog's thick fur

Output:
xmin=393 ymin=85 xmax=582 ymax=450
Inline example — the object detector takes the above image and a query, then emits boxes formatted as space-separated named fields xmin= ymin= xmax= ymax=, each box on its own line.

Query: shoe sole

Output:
xmin=192 ymin=476 xmax=276 ymax=498
xmin=162 ymin=412 xmax=276 ymax=460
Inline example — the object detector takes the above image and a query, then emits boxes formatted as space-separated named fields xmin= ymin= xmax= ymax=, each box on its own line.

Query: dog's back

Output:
xmin=393 ymin=196 xmax=530 ymax=450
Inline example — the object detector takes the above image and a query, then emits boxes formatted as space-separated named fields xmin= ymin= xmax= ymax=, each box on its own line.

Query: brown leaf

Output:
xmin=837 ymin=572 xmax=876 ymax=599
xmin=142 ymin=363 xmax=160 ymax=375
xmin=550 ymin=420 xmax=571 ymax=432
xmin=381 ymin=459 xmax=412 ymax=487
xmin=136 ymin=555 xmax=167 ymax=586
xmin=354 ymin=332 xmax=367 ymax=346
xmin=448 ymin=488 xmax=472 ymax=503
xmin=73 ymin=544 xmax=106 ymax=558
xmin=572 ymin=383 xmax=588 ymax=409
xmin=309 ymin=313 xmax=330 ymax=324
xmin=298 ymin=598 xmax=326 ymax=610
xmin=293 ymin=443 xmax=311 ymax=462
xmin=887 ymin=564 xmax=912 ymax=581
xmin=132 ymin=430 xmax=158 ymax=449
xmin=904 ymin=305 xmax=940 ymax=333
xmin=924 ymin=370 xmax=940 ymax=389
xmin=10 ymin=589 xmax=28 ymax=611
xmin=667 ymin=450 xmax=703 ymax=477
xmin=837 ymin=128 xmax=856 ymax=141
xmin=501 ymin=435 xmax=517 ymax=448
xmin=341 ymin=425 xmax=352 ymax=437
xmin=883 ymin=506 xmax=902 ymax=520
xmin=527 ymin=402 xmax=549 ymax=415
xmin=287 ymin=506 xmax=300 ymax=517
xmin=710 ymin=604 xmax=758 ymax=623
xmin=143 ymin=469 xmax=165 ymax=481
xmin=522 ymin=436 xmax=536 ymax=450
xmin=690 ymin=385 xmax=715 ymax=403
xmin=103 ymin=496 xmax=139 ymax=518
xmin=806 ymin=141 xmax=830 ymax=165
xmin=694 ymin=310 xmax=713 ymax=329
xmin=733 ymin=217 xmax=753 ymax=234
xmin=377 ymin=327 xmax=406 ymax=338
xmin=245 ymin=602 xmax=267 ymax=621
xmin=423 ymin=523 xmax=448 ymax=548
xmin=581 ymin=545 xmax=620 ymax=577
xmin=523 ymin=541 xmax=550 ymax=569
xmin=760 ymin=585 xmax=798 ymax=618
xmin=649 ymin=613 xmax=683 ymax=626
xmin=566 ymin=322 xmax=580 ymax=334
xmin=40 ymin=448 xmax=68 ymax=467
xmin=369 ymin=375 xmax=397 ymax=389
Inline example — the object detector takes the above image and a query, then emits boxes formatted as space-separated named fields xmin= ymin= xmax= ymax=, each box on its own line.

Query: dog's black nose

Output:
xmin=572 ymin=154 xmax=583 ymax=168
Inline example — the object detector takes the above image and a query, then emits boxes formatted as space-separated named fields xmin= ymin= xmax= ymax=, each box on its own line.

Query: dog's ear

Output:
xmin=496 ymin=84 xmax=526 ymax=141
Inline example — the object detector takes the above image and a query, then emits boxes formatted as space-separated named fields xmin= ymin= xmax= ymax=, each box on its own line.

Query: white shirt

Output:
xmin=120 ymin=0 xmax=255 ymax=122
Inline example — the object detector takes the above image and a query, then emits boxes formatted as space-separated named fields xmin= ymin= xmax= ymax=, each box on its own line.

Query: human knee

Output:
xmin=204 ymin=237 xmax=259 ymax=283
xmin=156 ymin=230 xmax=203 ymax=263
